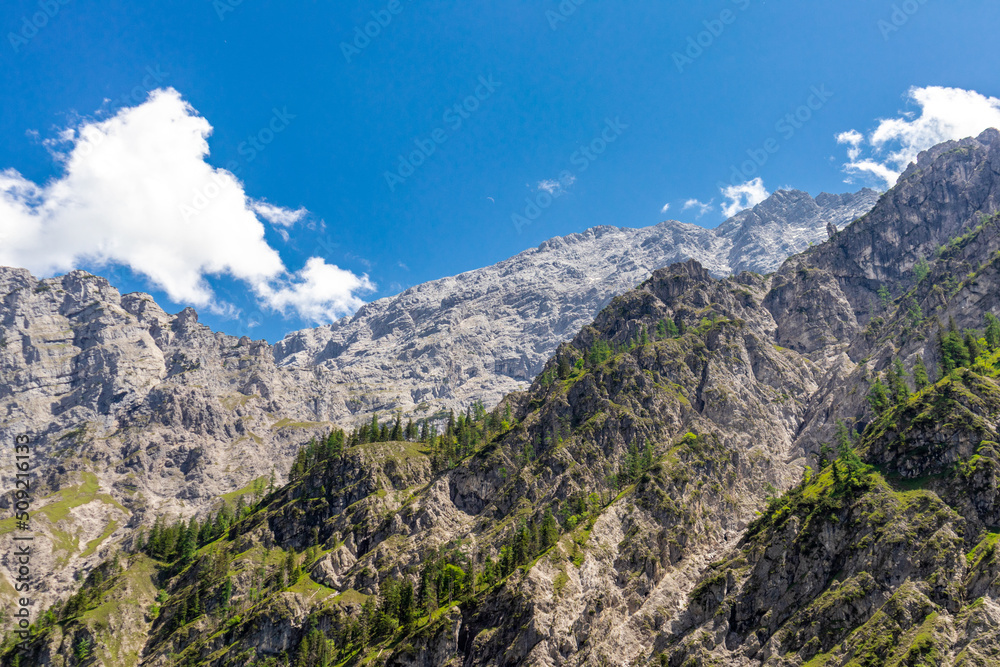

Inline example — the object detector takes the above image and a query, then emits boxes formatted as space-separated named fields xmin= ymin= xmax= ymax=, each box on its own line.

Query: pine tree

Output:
xmin=74 ymin=637 xmax=92 ymax=662
xmin=878 ymin=285 xmax=892 ymax=310
xmin=360 ymin=596 xmax=377 ymax=648
xmin=986 ymin=313 xmax=1000 ymax=351
xmin=641 ymin=440 xmax=654 ymax=472
xmin=640 ymin=325 xmax=649 ymax=346
xmin=146 ymin=518 xmax=163 ymax=559
xmin=656 ymin=319 xmax=667 ymax=339
xmin=399 ymin=580 xmax=415 ymax=627
xmin=221 ymin=577 xmax=233 ymax=610
xmin=391 ymin=413 xmax=403 ymax=441
xmin=888 ymin=360 xmax=910 ymax=405
xmin=541 ymin=509 xmax=559 ymax=549
xmin=913 ymin=356 xmax=930 ymax=390
xmin=177 ymin=597 xmax=189 ymax=628
xmin=965 ymin=330 xmax=982 ymax=361
xmin=294 ymin=637 xmax=310 ymax=667
xmin=290 ymin=448 xmax=309 ymax=480
xmin=235 ymin=494 xmax=248 ymax=520
xmin=177 ymin=518 xmax=197 ymax=564
xmin=284 ymin=550 xmax=298 ymax=587
xmin=868 ymin=376 xmax=889 ymax=414
xmin=939 ymin=318 xmax=971 ymax=373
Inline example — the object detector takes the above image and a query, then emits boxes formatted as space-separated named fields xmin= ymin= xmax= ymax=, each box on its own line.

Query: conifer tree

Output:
xmin=177 ymin=519 xmax=197 ymax=564
xmin=939 ymin=318 xmax=971 ymax=373
xmin=221 ymin=577 xmax=233 ymax=609
xmin=986 ymin=313 xmax=1000 ymax=351
xmin=391 ymin=412 xmax=403 ymax=441
xmin=541 ymin=509 xmax=559 ymax=549
xmin=965 ymin=330 xmax=982 ymax=361
xmin=913 ymin=356 xmax=930 ymax=390
xmin=888 ymin=359 xmax=910 ymax=405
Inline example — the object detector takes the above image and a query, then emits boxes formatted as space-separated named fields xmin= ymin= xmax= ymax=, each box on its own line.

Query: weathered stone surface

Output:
xmin=0 ymin=189 xmax=873 ymax=610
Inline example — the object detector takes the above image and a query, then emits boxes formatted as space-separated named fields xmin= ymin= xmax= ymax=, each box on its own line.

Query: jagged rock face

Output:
xmin=22 ymin=258 xmax=825 ymax=667
xmin=275 ymin=189 xmax=876 ymax=418
xmin=662 ymin=368 xmax=1000 ymax=667
xmin=715 ymin=189 xmax=876 ymax=275
xmin=0 ymin=188 xmax=874 ymax=611
xmin=770 ymin=130 xmax=1000 ymax=346
xmin=0 ymin=272 xmax=333 ymax=610
xmin=7 ymin=130 xmax=1000 ymax=666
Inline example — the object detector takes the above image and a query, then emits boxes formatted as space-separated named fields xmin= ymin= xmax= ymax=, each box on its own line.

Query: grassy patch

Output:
xmin=80 ymin=520 xmax=120 ymax=559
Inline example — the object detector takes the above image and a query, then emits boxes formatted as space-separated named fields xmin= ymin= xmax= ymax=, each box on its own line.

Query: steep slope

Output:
xmin=8 ymin=257 xmax=829 ymax=666
xmin=8 ymin=133 xmax=995 ymax=666
xmin=275 ymin=189 xmax=876 ymax=416
xmin=0 ymin=272 xmax=333 ymax=612
xmin=0 ymin=188 xmax=874 ymax=612
xmin=661 ymin=362 xmax=1000 ymax=666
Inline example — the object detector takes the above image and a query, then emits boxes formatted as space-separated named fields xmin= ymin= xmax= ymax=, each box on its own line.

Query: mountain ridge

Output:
xmin=4 ymin=133 xmax=1000 ymax=665
xmin=0 ymin=186 xmax=876 ymax=615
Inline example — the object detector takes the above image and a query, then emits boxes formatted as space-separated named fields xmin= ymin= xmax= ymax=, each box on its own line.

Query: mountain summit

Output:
xmin=8 ymin=131 xmax=1000 ymax=665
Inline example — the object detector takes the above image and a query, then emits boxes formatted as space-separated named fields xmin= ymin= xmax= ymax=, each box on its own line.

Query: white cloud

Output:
xmin=537 ymin=173 xmax=576 ymax=195
xmin=0 ymin=88 xmax=372 ymax=323
xmin=837 ymin=86 xmax=1000 ymax=189
xmin=257 ymin=257 xmax=373 ymax=324
xmin=660 ymin=203 xmax=670 ymax=214
xmin=836 ymin=130 xmax=864 ymax=160
xmin=252 ymin=201 xmax=307 ymax=227
xmin=682 ymin=198 xmax=713 ymax=218
xmin=720 ymin=178 xmax=770 ymax=218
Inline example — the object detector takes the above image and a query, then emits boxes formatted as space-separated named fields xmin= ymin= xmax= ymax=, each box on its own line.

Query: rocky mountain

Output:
xmin=275 ymin=188 xmax=877 ymax=416
xmin=0 ymin=188 xmax=874 ymax=614
xmin=5 ymin=130 xmax=1000 ymax=666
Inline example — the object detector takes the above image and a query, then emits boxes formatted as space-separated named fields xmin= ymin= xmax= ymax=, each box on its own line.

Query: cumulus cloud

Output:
xmin=660 ymin=203 xmax=670 ymax=214
xmin=257 ymin=257 xmax=373 ymax=323
xmin=537 ymin=174 xmax=576 ymax=195
xmin=252 ymin=201 xmax=308 ymax=227
xmin=0 ymin=88 xmax=372 ymax=323
xmin=682 ymin=198 xmax=713 ymax=218
xmin=720 ymin=178 xmax=770 ymax=218
xmin=837 ymin=86 xmax=1000 ymax=189
xmin=836 ymin=130 xmax=864 ymax=160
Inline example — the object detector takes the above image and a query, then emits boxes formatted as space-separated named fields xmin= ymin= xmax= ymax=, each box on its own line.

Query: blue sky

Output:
xmin=2 ymin=0 xmax=999 ymax=341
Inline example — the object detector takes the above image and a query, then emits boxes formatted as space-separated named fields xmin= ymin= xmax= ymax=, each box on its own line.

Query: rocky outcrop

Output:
xmin=0 ymin=188 xmax=876 ymax=612
xmin=275 ymin=188 xmax=877 ymax=417
xmin=10 ymin=129 xmax=1000 ymax=666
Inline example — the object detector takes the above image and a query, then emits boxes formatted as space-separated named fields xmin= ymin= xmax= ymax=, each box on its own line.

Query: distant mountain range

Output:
xmin=8 ymin=130 xmax=1000 ymax=666
xmin=275 ymin=188 xmax=878 ymax=416
xmin=0 ymin=186 xmax=875 ymax=613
